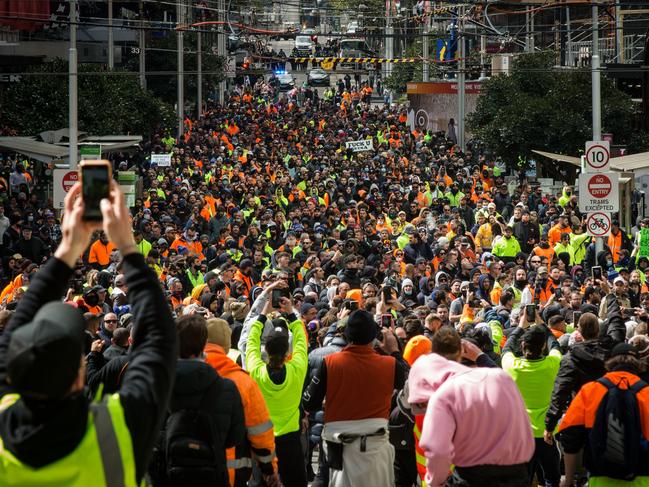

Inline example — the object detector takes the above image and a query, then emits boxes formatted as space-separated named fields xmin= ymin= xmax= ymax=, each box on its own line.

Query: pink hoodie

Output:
xmin=408 ymin=354 xmax=534 ymax=487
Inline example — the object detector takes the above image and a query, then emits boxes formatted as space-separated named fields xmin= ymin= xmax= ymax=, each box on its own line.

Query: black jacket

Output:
xmin=168 ymin=359 xmax=245 ymax=459
xmin=544 ymin=293 xmax=626 ymax=431
xmin=0 ymin=253 xmax=177 ymax=483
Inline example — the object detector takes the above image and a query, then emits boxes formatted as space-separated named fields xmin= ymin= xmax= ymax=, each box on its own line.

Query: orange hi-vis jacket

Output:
xmin=170 ymin=237 xmax=205 ymax=260
xmin=204 ymin=343 xmax=277 ymax=486
xmin=88 ymin=240 xmax=116 ymax=267
xmin=558 ymin=370 xmax=649 ymax=477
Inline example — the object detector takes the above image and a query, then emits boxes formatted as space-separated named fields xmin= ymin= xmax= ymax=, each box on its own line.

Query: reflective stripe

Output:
xmin=227 ymin=458 xmax=253 ymax=469
xmin=255 ymin=451 xmax=276 ymax=463
xmin=247 ymin=420 xmax=273 ymax=436
xmin=92 ymin=402 xmax=126 ymax=487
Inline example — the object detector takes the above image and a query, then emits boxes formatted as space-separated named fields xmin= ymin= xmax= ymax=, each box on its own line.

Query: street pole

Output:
xmin=385 ymin=1 xmax=393 ymax=78
xmin=218 ymin=0 xmax=225 ymax=104
xmin=69 ymin=0 xmax=78 ymax=169
xmin=615 ymin=1 xmax=623 ymax=61
xmin=139 ymin=0 xmax=146 ymax=89
xmin=177 ymin=1 xmax=184 ymax=137
xmin=422 ymin=11 xmax=429 ymax=82
xmin=592 ymin=2 xmax=603 ymax=255
xmin=197 ymin=30 xmax=202 ymax=118
xmin=108 ymin=0 xmax=114 ymax=69
xmin=457 ymin=7 xmax=465 ymax=150
xmin=592 ymin=3 xmax=601 ymax=140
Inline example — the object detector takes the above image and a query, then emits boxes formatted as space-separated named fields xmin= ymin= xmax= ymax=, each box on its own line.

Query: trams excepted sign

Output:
xmin=586 ymin=212 xmax=612 ymax=237
xmin=578 ymin=172 xmax=619 ymax=213
xmin=585 ymin=140 xmax=610 ymax=172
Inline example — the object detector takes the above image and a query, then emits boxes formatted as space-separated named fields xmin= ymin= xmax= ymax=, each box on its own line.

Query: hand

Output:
xmin=461 ymin=339 xmax=482 ymax=362
xmin=598 ymin=279 xmax=611 ymax=295
xmin=543 ymin=430 xmax=554 ymax=445
xmin=337 ymin=306 xmax=350 ymax=321
xmin=100 ymin=181 xmax=137 ymax=253
xmin=379 ymin=328 xmax=399 ymax=354
xmin=91 ymin=340 xmax=104 ymax=353
xmin=262 ymin=472 xmax=283 ymax=487
xmin=54 ymin=183 xmax=102 ymax=268
xmin=278 ymin=296 xmax=293 ymax=314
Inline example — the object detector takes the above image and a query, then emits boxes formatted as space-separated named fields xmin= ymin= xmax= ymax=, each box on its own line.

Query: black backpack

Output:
xmin=588 ymin=376 xmax=649 ymax=480
xmin=163 ymin=408 xmax=227 ymax=487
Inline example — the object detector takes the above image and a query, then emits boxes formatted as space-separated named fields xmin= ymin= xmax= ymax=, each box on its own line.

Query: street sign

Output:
xmin=79 ymin=144 xmax=101 ymax=161
xmin=578 ymin=172 xmax=619 ymax=213
xmin=586 ymin=212 xmax=612 ymax=237
xmin=53 ymin=169 xmax=79 ymax=209
xmin=584 ymin=140 xmax=610 ymax=172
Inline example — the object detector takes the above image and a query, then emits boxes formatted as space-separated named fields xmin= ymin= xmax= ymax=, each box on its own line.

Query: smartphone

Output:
xmin=591 ymin=266 xmax=602 ymax=281
xmin=572 ymin=311 xmax=582 ymax=325
xmin=80 ymin=160 xmax=112 ymax=221
xmin=345 ymin=300 xmax=359 ymax=311
xmin=525 ymin=304 xmax=536 ymax=322
xmin=271 ymin=288 xmax=290 ymax=308
xmin=380 ymin=314 xmax=392 ymax=328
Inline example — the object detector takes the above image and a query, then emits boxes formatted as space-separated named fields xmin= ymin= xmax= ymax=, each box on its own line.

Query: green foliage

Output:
xmin=468 ymin=51 xmax=645 ymax=168
xmin=384 ymin=44 xmax=423 ymax=94
xmin=1 ymin=59 xmax=176 ymax=137
xmin=123 ymin=32 xmax=225 ymax=109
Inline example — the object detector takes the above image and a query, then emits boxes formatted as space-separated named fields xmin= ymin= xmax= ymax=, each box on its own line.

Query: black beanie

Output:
xmin=344 ymin=310 xmax=377 ymax=345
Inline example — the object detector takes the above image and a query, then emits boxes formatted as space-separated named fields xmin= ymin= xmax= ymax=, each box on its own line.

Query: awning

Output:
xmin=0 ymin=137 xmax=68 ymax=163
xmin=531 ymin=149 xmax=649 ymax=172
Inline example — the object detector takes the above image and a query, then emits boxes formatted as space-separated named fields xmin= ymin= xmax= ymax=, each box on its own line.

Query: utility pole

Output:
xmin=177 ymin=0 xmax=184 ymax=137
xmin=108 ymin=0 xmax=114 ymax=68
xmin=592 ymin=3 xmax=601 ymax=140
xmin=69 ymin=0 xmax=78 ymax=169
xmin=197 ymin=30 xmax=202 ymax=118
xmin=457 ymin=6 xmax=465 ymax=150
xmin=218 ymin=0 xmax=226 ymax=104
xmin=422 ymin=9 xmax=429 ymax=82
xmin=385 ymin=0 xmax=393 ymax=78
xmin=139 ymin=0 xmax=146 ymax=89
xmin=592 ymin=2 xmax=603 ymax=255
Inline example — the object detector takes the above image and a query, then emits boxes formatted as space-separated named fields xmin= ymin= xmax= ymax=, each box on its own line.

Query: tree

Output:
xmin=468 ymin=51 xmax=646 ymax=168
xmin=1 ymin=59 xmax=176 ymax=137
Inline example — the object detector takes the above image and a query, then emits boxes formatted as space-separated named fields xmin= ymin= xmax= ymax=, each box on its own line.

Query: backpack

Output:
xmin=588 ymin=376 xmax=649 ymax=481
xmin=164 ymin=408 xmax=227 ymax=487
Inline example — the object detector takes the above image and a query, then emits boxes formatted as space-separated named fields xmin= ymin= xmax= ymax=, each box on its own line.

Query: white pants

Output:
xmin=322 ymin=418 xmax=395 ymax=487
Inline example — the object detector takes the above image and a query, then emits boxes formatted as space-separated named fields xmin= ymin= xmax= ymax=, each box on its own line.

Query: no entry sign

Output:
xmin=53 ymin=169 xmax=79 ymax=209
xmin=587 ymin=174 xmax=612 ymax=198
xmin=585 ymin=140 xmax=610 ymax=172
xmin=586 ymin=212 xmax=612 ymax=237
xmin=578 ymin=172 xmax=619 ymax=213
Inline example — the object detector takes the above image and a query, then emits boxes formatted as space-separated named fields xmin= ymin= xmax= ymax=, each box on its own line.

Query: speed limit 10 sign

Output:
xmin=585 ymin=140 xmax=611 ymax=172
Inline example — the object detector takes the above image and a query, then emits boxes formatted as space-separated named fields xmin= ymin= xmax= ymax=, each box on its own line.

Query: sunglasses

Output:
xmin=104 ymin=319 xmax=118 ymax=323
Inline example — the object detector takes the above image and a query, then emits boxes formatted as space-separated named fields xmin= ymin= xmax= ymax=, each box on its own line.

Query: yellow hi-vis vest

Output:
xmin=0 ymin=393 xmax=138 ymax=487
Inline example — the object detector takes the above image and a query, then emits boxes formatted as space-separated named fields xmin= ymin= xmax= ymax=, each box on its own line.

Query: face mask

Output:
xmin=606 ymin=260 xmax=613 ymax=267
xmin=540 ymin=242 xmax=549 ymax=249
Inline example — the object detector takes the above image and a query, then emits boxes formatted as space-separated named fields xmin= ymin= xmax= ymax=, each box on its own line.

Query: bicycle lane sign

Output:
xmin=586 ymin=212 xmax=611 ymax=237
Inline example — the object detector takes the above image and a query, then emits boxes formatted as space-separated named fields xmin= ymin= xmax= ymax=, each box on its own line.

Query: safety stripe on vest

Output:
xmin=246 ymin=419 xmax=273 ymax=436
xmin=254 ymin=451 xmax=276 ymax=463
xmin=92 ymin=402 xmax=126 ymax=487
xmin=227 ymin=458 xmax=253 ymax=469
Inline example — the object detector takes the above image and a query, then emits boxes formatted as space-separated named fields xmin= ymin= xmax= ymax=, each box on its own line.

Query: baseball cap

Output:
xmin=7 ymin=302 xmax=86 ymax=399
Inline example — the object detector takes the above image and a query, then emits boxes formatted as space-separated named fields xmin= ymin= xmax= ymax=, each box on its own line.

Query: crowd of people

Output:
xmin=0 ymin=78 xmax=648 ymax=487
